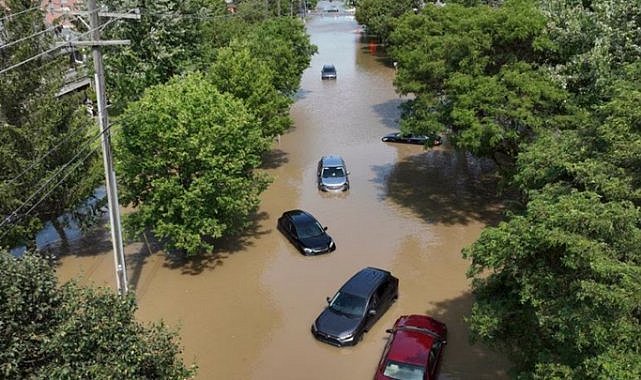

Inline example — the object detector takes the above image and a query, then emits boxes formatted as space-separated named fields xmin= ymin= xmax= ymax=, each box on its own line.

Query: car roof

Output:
xmin=320 ymin=155 xmax=345 ymax=167
xmin=340 ymin=267 xmax=390 ymax=297
xmin=284 ymin=209 xmax=316 ymax=224
xmin=385 ymin=315 xmax=446 ymax=366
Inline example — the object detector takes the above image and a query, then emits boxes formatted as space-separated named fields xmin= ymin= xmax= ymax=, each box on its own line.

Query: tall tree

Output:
xmin=241 ymin=17 xmax=318 ymax=96
xmin=115 ymin=73 xmax=270 ymax=255
xmin=355 ymin=0 xmax=416 ymax=43
xmin=0 ymin=1 xmax=102 ymax=248
xmin=389 ymin=0 xmax=570 ymax=172
xmin=464 ymin=38 xmax=641 ymax=380
xmin=0 ymin=250 xmax=196 ymax=378
xmin=101 ymin=0 xmax=222 ymax=113
xmin=208 ymin=45 xmax=293 ymax=139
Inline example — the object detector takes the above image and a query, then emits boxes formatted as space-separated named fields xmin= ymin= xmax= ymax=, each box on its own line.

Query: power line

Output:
xmin=3 ymin=120 xmax=93 ymax=186
xmin=0 ymin=122 xmax=113 ymax=231
xmin=21 ymin=145 xmax=101 ymax=220
xmin=0 ymin=8 xmax=137 ymax=76
xmin=0 ymin=24 xmax=59 ymax=52
xmin=0 ymin=5 xmax=41 ymax=23
xmin=0 ymin=145 xmax=101 ymax=243
xmin=0 ymin=44 xmax=60 ymax=75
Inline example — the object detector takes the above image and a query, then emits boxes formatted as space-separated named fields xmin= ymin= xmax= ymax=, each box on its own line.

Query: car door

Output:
xmin=365 ymin=281 xmax=392 ymax=330
xmin=409 ymin=135 xmax=423 ymax=144
xmin=364 ymin=293 xmax=381 ymax=331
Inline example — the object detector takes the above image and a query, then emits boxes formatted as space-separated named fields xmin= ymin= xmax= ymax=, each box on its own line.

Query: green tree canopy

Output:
xmin=465 ymin=188 xmax=641 ymax=379
xmin=0 ymin=251 xmax=195 ymax=378
xmin=102 ymin=0 xmax=221 ymax=113
xmin=389 ymin=0 xmax=569 ymax=171
xmin=208 ymin=45 xmax=292 ymax=139
xmin=464 ymin=47 xmax=641 ymax=380
xmin=241 ymin=17 xmax=318 ymax=96
xmin=115 ymin=72 xmax=270 ymax=255
xmin=355 ymin=0 xmax=416 ymax=43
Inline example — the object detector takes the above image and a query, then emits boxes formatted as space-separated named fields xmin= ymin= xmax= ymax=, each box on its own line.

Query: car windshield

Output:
xmin=322 ymin=167 xmax=344 ymax=178
xmin=323 ymin=66 xmax=335 ymax=72
xmin=382 ymin=360 xmax=425 ymax=380
xmin=296 ymin=220 xmax=325 ymax=239
xmin=328 ymin=292 xmax=367 ymax=317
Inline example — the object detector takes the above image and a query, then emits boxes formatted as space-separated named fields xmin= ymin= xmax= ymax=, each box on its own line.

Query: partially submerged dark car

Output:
xmin=277 ymin=209 xmax=335 ymax=255
xmin=312 ymin=267 xmax=399 ymax=346
xmin=321 ymin=64 xmax=337 ymax=80
xmin=382 ymin=132 xmax=442 ymax=146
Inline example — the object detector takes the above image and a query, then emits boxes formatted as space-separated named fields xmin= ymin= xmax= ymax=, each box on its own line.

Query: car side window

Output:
xmin=288 ymin=221 xmax=296 ymax=235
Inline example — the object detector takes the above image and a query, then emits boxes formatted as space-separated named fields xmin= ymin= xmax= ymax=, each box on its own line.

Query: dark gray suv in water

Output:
xmin=321 ymin=64 xmax=337 ymax=80
xmin=317 ymin=155 xmax=349 ymax=192
xmin=311 ymin=267 xmax=399 ymax=346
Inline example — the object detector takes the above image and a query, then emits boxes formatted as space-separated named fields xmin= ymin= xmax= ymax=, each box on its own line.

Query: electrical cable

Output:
xmin=0 ymin=24 xmax=59 ymax=52
xmin=3 ymin=120 xmax=94 ymax=186
xmin=21 ymin=144 xmax=102 ymax=220
xmin=0 ymin=122 xmax=114 ymax=230
xmin=0 ymin=144 xmax=102 ymax=242
xmin=0 ymin=4 xmax=41 ymax=23
xmin=0 ymin=44 xmax=60 ymax=75
xmin=0 ymin=8 xmax=136 ymax=75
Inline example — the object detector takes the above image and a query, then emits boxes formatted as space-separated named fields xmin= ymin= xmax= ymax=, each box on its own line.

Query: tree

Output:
xmin=464 ymin=188 xmax=641 ymax=379
xmin=241 ymin=17 xmax=318 ymax=96
xmin=355 ymin=0 xmax=416 ymax=43
xmin=114 ymin=72 xmax=270 ymax=255
xmin=208 ymin=45 xmax=293 ymax=139
xmin=0 ymin=1 xmax=102 ymax=249
xmin=464 ymin=58 xmax=641 ymax=380
xmin=0 ymin=250 xmax=196 ymax=378
xmin=389 ymin=1 xmax=570 ymax=171
xmin=540 ymin=0 xmax=641 ymax=106
xmin=101 ymin=0 xmax=221 ymax=113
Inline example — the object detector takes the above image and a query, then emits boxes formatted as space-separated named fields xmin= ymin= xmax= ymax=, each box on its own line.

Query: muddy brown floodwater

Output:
xmin=56 ymin=7 xmax=510 ymax=380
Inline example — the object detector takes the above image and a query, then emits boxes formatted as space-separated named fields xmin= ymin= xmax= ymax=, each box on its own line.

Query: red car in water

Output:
xmin=374 ymin=315 xmax=447 ymax=380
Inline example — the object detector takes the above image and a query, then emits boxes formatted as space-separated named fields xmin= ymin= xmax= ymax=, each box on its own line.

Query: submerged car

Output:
xmin=382 ymin=132 xmax=442 ymax=146
xmin=311 ymin=267 xmax=399 ymax=346
xmin=321 ymin=64 xmax=337 ymax=80
xmin=277 ymin=210 xmax=335 ymax=255
xmin=374 ymin=315 xmax=447 ymax=380
xmin=317 ymin=155 xmax=349 ymax=192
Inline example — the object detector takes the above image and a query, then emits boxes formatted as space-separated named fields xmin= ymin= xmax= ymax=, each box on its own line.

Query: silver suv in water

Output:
xmin=317 ymin=155 xmax=349 ymax=192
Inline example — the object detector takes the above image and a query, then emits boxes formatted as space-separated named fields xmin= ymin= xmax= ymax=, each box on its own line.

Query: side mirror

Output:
xmin=323 ymin=226 xmax=328 ymax=231
xmin=326 ymin=297 xmax=331 ymax=304
xmin=442 ymin=340 xmax=447 ymax=345
xmin=385 ymin=329 xmax=393 ymax=334
xmin=368 ymin=309 xmax=377 ymax=316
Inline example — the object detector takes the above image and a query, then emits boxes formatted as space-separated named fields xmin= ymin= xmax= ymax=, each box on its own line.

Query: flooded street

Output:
xmin=57 ymin=8 xmax=508 ymax=380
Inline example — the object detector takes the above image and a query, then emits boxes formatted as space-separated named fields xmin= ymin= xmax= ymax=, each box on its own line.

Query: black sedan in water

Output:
xmin=382 ymin=132 xmax=442 ymax=146
xmin=312 ymin=267 xmax=399 ymax=346
xmin=277 ymin=210 xmax=336 ymax=255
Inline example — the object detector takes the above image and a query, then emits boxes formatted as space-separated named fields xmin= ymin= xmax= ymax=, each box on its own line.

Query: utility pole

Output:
xmin=85 ymin=0 xmax=136 ymax=295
